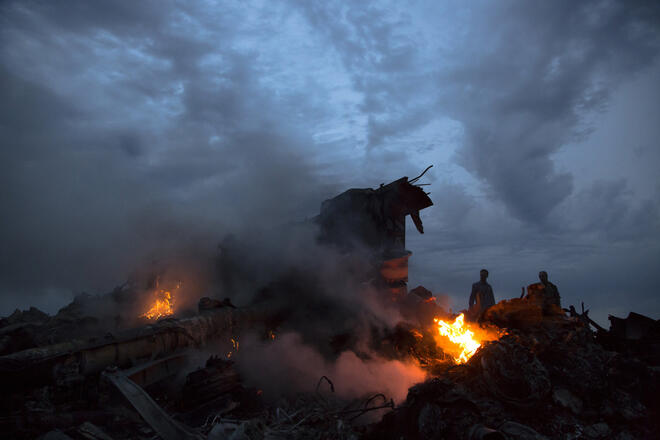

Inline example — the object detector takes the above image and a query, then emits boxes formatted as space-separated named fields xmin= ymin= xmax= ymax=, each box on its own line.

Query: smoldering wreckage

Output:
xmin=1 ymin=168 xmax=659 ymax=440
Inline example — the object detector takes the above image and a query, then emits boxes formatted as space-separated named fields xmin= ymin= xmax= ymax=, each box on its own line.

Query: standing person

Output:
xmin=538 ymin=270 xmax=561 ymax=307
xmin=525 ymin=270 xmax=561 ymax=314
xmin=468 ymin=269 xmax=495 ymax=320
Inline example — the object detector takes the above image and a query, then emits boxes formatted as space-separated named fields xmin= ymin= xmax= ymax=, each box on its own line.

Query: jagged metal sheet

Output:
xmin=103 ymin=369 xmax=205 ymax=440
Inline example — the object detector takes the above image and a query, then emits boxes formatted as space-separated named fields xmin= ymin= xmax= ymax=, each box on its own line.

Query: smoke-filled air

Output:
xmin=1 ymin=1 xmax=659 ymax=439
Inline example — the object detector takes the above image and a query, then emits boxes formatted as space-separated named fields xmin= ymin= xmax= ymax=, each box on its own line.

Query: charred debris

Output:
xmin=1 ymin=170 xmax=659 ymax=440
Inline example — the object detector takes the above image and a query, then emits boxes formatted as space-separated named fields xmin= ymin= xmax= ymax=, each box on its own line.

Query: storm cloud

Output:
xmin=1 ymin=0 xmax=659 ymax=324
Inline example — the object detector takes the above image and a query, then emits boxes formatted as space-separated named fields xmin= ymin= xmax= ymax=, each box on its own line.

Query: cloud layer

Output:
xmin=1 ymin=0 xmax=659 ymax=323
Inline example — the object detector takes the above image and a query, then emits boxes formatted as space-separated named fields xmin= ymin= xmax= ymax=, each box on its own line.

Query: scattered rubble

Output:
xmin=368 ymin=304 xmax=659 ymax=440
xmin=1 ymin=174 xmax=658 ymax=439
xmin=1 ymin=294 xmax=657 ymax=439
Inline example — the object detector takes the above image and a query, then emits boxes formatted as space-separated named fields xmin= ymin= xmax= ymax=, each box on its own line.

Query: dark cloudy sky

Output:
xmin=1 ymin=0 xmax=659 ymax=325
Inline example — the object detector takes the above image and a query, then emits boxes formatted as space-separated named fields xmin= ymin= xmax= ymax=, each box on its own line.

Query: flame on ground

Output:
xmin=227 ymin=337 xmax=240 ymax=359
xmin=433 ymin=313 xmax=494 ymax=364
xmin=140 ymin=289 xmax=174 ymax=320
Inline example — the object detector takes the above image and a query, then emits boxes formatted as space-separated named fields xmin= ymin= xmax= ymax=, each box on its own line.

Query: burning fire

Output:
xmin=140 ymin=289 xmax=174 ymax=320
xmin=433 ymin=313 xmax=484 ymax=364
xmin=227 ymin=337 xmax=239 ymax=359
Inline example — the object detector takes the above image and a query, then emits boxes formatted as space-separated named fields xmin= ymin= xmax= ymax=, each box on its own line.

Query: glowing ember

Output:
xmin=227 ymin=337 xmax=239 ymax=359
xmin=434 ymin=313 xmax=481 ymax=364
xmin=140 ymin=289 xmax=174 ymax=320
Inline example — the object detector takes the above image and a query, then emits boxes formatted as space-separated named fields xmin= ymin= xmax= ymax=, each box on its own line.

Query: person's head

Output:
xmin=480 ymin=269 xmax=488 ymax=282
xmin=539 ymin=271 xmax=548 ymax=284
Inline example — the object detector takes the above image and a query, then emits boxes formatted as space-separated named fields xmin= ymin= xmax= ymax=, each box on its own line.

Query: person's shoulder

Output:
xmin=472 ymin=281 xmax=480 ymax=287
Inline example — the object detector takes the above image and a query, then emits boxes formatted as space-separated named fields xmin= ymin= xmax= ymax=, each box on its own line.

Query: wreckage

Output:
xmin=2 ymin=298 xmax=658 ymax=439
xmin=316 ymin=167 xmax=433 ymax=297
xmin=1 ymin=172 xmax=659 ymax=439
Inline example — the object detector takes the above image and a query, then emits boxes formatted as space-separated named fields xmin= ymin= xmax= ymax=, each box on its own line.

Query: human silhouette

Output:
xmin=468 ymin=269 xmax=495 ymax=320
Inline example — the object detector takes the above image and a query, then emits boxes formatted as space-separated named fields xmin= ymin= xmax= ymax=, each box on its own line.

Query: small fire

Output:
xmin=227 ymin=337 xmax=239 ymax=359
xmin=140 ymin=289 xmax=174 ymax=320
xmin=433 ymin=313 xmax=482 ymax=364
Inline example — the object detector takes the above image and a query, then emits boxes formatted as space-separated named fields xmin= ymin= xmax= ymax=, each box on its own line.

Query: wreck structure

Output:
xmin=316 ymin=167 xmax=434 ymax=297
xmin=3 ymin=165 xmax=658 ymax=439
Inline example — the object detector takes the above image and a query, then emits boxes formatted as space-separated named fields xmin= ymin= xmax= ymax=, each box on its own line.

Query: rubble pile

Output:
xmin=370 ymin=302 xmax=660 ymax=440
xmin=0 ymin=286 xmax=164 ymax=357
xmin=0 ymin=173 xmax=657 ymax=438
xmin=203 ymin=388 xmax=383 ymax=440
xmin=1 ymin=293 xmax=658 ymax=439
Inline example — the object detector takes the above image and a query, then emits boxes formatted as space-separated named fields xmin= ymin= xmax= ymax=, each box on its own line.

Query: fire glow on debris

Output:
xmin=140 ymin=289 xmax=174 ymax=320
xmin=434 ymin=313 xmax=482 ymax=364
xmin=227 ymin=337 xmax=239 ymax=359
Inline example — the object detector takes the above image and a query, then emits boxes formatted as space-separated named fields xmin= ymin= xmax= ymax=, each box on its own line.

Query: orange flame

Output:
xmin=140 ymin=289 xmax=174 ymax=320
xmin=227 ymin=337 xmax=239 ymax=359
xmin=433 ymin=313 xmax=482 ymax=363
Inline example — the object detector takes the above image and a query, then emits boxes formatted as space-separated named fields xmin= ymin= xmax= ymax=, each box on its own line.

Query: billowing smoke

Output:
xmin=2 ymin=1 xmax=659 ymax=399
xmin=233 ymin=332 xmax=426 ymax=403
xmin=0 ymin=1 xmax=342 ymax=314
xmin=209 ymin=221 xmax=440 ymax=402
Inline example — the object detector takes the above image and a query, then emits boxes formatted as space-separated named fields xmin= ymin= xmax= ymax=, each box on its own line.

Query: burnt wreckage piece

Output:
xmin=315 ymin=170 xmax=433 ymax=297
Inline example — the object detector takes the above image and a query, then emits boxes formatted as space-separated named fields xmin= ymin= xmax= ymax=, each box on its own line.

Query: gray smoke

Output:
xmin=1 ymin=0 xmax=659 ymax=325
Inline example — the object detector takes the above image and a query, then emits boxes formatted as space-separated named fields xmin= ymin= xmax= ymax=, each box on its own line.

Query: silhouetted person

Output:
xmin=538 ymin=270 xmax=560 ymax=307
xmin=526 ymin=270 xmax=561 ymax=315
xmin=468 ymin=269 xmax=495 ymax=320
